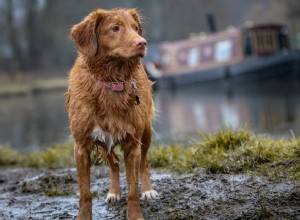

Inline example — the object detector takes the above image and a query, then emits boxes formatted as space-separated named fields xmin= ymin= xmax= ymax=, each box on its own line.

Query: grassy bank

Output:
xmin=0 ymin=77 xmax=68 ymax=97
xmin=148 ymin=129 xmax=300 ymax=181
xmin=0 ymin=128 xmax=299 ymax=181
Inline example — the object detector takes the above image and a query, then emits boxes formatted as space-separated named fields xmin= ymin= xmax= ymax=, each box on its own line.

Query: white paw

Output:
xmin=105 ymin=193 xmax=120 ymax=204
xmin=141 ymin=190 xmax=158 ymax=200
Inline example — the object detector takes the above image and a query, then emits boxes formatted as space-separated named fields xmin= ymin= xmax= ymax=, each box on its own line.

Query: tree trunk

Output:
xmin=6 ymin=0 xmax=25 ymax=71
xmin=26 ymin=0 xmax=40 ymax=70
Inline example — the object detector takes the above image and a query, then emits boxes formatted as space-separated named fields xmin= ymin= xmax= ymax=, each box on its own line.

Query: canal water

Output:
xmin=1 ymin=79 xmax=300 ymax=152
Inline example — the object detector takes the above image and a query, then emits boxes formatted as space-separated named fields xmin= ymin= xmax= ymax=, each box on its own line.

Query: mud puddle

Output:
xmin=0 ymin=168 xmax=299 ymax=220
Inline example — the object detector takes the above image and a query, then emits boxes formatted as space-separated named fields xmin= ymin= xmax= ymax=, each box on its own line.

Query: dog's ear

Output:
xmin=127 ymin=9 xmax=144 ymax=36
xmin=71 ymin=11 xmax=104 ymax=57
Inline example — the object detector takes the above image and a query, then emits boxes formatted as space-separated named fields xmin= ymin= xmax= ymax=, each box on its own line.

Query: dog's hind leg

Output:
xmin=74 ymin=142 xmax=93 ymax=220
xmin=140 ymin=125 xmax=158 ymax=200
xmin=106 ymin=150 xmax=121 ymax=203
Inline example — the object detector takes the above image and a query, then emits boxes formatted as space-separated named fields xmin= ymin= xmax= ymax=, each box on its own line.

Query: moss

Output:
xmin=91 ymin=190 xmax=100 ymax=198
xmin=40 ymin=176 xmax=76 ymax=196
xmin=22 ymin=173 xmax=76 ymax=196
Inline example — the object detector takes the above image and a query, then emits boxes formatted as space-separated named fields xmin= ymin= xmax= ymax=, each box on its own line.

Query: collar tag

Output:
xmin=131 ymin=80 xmax=140 ymax=105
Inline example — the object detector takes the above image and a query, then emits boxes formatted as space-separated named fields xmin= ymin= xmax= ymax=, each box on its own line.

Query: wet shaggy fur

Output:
xmin=66 ymin=8 xmax=156 ymax=220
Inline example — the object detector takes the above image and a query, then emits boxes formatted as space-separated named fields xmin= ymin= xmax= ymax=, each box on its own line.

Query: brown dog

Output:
xmin=65 ymin=8 xmax=157 ymax=220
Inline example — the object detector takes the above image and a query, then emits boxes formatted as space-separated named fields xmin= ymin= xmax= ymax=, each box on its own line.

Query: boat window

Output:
xmin=214 ymin=40 xmax=232 ymax=62
xmin=255 ymin=30 xmax=274 ymax=54
xmin=177 ymin=49 xmax=188 ymax=65
xmin=267 ymin=30 xmax=273 ymax=51
xmin=161 ymin=52 xmax=171 ymax=67
xmin=256 ymin=32 xmax=263 ymax=52
xmin=187 ymin=48 xmax=200 ymax=67
xmin=202 ymin=44 xmax=214 ymax=62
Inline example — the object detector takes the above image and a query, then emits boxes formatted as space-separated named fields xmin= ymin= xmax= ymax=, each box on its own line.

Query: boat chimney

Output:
xmin=206 ymin=10 xmax=217 ymax=33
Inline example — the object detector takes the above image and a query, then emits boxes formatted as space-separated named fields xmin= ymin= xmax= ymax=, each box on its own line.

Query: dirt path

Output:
xmin=0 ymin=167 xmax=299 ymax=220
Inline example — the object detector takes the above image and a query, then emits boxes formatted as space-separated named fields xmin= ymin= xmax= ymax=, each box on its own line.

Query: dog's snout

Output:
xmin=136 ymin=38 xmax=147 ymax=48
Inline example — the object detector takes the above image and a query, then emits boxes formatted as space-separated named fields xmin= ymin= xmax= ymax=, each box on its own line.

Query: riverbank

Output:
xmin=1 ymin=128 xmax=299 ymax=181
xmin=0 ymin=77 xmax=68 ymax=98
xmin=0 ymin=168 xmax=299 ymax=220
xmin=0 ymin=128 xmax=299 ymax=219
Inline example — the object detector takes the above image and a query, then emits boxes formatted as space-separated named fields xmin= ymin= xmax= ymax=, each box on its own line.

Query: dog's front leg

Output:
xmin=141 ymin=125 xmax=157 ymax=200
xmin=123 ymin=143 xmax=144 ymax=220
xmin=75 ymin=143 xmax=92 ymax=220
xmin=106 ymin=150 xmax=121 ymax=203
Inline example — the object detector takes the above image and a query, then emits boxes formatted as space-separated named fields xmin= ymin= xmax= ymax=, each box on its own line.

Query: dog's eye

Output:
xmin=112 ymin=26 xmax=120 ymax=32
xmin=135 ymin=26 xmax=139 ymax=32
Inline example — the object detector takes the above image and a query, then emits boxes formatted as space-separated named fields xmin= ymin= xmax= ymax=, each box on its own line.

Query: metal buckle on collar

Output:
xmin=131 ymin=80 xmax=140 ymax=105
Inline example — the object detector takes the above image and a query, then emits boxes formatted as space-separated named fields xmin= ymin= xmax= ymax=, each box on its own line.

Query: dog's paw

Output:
xmin=105 ymin=193 xmax=120 ymax=204
xmin=141 ymin=190 xmax=158 ymax=200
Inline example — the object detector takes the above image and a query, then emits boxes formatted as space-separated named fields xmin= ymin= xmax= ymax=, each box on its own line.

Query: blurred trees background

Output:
xmin=0 ymin=0 xmax=299 ymax=76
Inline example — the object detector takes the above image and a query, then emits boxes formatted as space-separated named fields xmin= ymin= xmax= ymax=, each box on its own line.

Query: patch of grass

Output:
xmin=0 ymin=143 xmax=74 ymax=169
xmin=0 ymin=145 xmax=22 ymax=166
xmin=31 ymin=78 xmax=68 ymax=94
xmin=148 ymin=127 xmax=300 ymax=181
xmin=198 ymin=127 xmax=251 ymax=150
xmin=147 ymin=144 xmax=196 ymax=173
xmin=0 ymin=127 xmax=299 ymax=181
xmin=23 ymin=142 xmax=74 ymax=168
xmin=0 ymin=77 xmax=68 ymax=97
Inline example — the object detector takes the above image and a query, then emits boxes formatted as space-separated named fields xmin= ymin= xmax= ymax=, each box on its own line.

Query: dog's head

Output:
xmin=71 ymin=8 xmax=147 ymax=60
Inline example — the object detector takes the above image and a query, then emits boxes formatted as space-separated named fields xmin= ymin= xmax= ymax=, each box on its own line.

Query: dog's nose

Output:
xmin=136 ymin=38 xmax=147 ymax=48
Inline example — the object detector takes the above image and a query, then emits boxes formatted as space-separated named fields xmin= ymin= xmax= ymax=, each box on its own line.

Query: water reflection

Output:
xmin=0 ymin=93 xmax=70 ymax=152
xmin=0 ymin=80 xmax=299 ymax=152
xmin=153 ymin=80 xmax=300 ymax=142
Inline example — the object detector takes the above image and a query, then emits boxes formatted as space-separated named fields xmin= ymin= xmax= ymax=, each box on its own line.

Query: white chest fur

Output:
xmin=90 ymin=126 xmax=120 ymax=153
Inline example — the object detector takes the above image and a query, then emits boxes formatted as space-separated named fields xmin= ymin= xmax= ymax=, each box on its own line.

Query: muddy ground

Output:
xmin=0 ymin=167 xmax=299 ymax=220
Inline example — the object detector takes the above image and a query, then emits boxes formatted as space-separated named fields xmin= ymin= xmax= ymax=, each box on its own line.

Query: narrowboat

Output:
xmin=144 ymin=24 xmax=300 ymax=87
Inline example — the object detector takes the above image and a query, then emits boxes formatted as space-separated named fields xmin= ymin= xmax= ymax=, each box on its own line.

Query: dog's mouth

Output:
xmin=123 ymin=46 xmax=147 ymax=59
xmin=137 ymin=47 xmax=147 ymax=58
xmin=108 ymin=44 xmax=147 ymax=60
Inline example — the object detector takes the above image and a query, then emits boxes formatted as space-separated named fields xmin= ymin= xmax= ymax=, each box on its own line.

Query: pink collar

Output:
xmin=92 ymin=75 xmax=140 ymax=104
xmin=97 ymin=81 xmax=125 ymax=91
xmin=92 ymin=74 xmax=126 ymax=92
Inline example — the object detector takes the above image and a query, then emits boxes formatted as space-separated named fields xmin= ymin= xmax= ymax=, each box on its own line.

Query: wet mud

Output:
xmin=0 ymin=167 xmax=299 ymax=220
